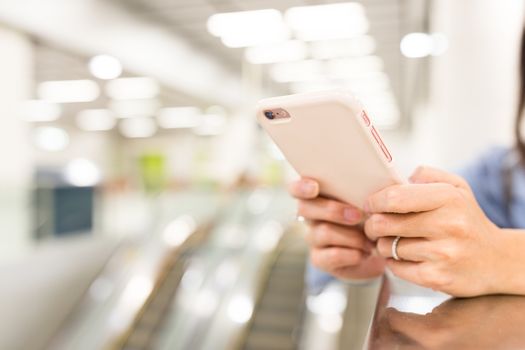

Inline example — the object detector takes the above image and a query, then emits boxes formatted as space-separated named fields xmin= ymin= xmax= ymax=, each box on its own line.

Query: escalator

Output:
xmin=240 ymin=230 xmax=308 ymax=350
xmin=45 ymin=190 xmax=224 ymax=350
xmin=46 ymin=188 xmax=348 ymax=350
xmin=117 ymin=245 xmax=200 ymax=350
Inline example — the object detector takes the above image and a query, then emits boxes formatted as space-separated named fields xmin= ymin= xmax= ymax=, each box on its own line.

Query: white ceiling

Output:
xmin=110 ymin=0 xmax=428 ymax=121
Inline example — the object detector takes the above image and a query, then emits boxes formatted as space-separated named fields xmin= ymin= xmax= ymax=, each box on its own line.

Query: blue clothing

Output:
xmin=307 ymin=147 xmax=525 ymax=293
xmin=462 ymin=147 xmax=525 ymax=228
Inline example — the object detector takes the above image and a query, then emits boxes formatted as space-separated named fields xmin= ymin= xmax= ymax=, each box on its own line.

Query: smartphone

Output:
xmin=256 ymin=89 xmax=403 ymax=209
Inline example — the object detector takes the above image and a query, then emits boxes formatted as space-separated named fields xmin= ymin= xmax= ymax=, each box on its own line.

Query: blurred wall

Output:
xmin=0 ymin=25 xmax=33 ymax=261
xmin=416 ymin=0 xmax=524 ymax=170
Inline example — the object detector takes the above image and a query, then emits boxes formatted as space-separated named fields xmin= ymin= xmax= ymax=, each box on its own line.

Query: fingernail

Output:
xmin=344 ymin=207 xmax=361 ymax=222
xmin=300 ymin=180 xmax=317 ymax=196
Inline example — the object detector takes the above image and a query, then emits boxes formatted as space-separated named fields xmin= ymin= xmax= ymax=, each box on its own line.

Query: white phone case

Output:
xmin=256 ymin=89 xmax=403 ymax=208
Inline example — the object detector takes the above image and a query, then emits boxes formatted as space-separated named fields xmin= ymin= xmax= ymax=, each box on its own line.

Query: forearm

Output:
xmin=494 ymin=229 xmax=525 ymax=295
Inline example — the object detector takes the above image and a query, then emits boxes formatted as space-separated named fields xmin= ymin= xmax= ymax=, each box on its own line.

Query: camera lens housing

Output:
xmin=264 ymin=111 xmax=275 ymax=120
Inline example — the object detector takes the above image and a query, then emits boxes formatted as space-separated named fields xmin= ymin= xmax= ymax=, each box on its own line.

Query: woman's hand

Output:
xmin=289 ymin=178 xmax=385 ymax=281
xmin=364 ymin=166 xmax=507 ymax=297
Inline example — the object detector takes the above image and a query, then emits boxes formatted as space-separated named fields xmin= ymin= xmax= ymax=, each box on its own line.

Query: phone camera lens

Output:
xmin=264 ymin=111 xmax=275 ymax=120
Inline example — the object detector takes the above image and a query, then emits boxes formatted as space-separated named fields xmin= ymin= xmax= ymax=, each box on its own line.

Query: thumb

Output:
xmin=409 ymin=166 xmax=469 ymax=189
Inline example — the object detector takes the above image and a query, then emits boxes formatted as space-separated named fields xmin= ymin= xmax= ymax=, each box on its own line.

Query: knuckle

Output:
xmin=363 ymin=219 xmax=375 ymax=239
xmin=419 ymin=267 xmax=453 ymax=291
xmin=310 ymin=251 xmax=325 ymax=270
xmin=341 ymin=249 xmax=363 ymax=265
xmin=432 ymin=244 xmax=461 ymax=263
xmin=326 ymin=249 xmax=343 ymax=267
xmin=445 ymin=215 xmax=470 ymax=237
xmin=348 ymin=249 xmax=364 ymax=264
xmin=313 ymin=223 xmax=332 ymax=245
xmin=376 ymin=237 xmax=390 ymax=256
xmin=384 ymin=189 xmax=401 ymax=210
xmin=369 ymin=214 xmax=386 ymax=235
xmin=445 ymin=187 xmax=465 ymax=205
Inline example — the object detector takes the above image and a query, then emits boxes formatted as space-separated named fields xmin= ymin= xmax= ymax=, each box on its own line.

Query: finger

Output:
xmin=288 ymin=178 xmax=320 ymax=199
xmin=298 ymin=197 xmax=363 ymax=226
xmin=410 ymin=166 xmax=469 ymax=189
xmin=310 ymin=247 xmax=365 ymax=271
xmin=364 ymin=212 xmax=440 ymax=240
xmin=386 ymin=259 xmax=452 ymax=293
xmin=307 ymin=222 xmax=374 ymax=253
xmin=384 ymin=259 xmax=426 ymax=287
xmin=365 ymin=183 xmax=455 ymax=214
xmin=375 ymin=237 xmax=430 ymax=262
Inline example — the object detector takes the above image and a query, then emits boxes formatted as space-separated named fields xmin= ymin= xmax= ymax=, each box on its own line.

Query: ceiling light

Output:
xmin=207 ymin=9 xmax=290 ymax=48
xmin=285 ymin=3 xmax=369 ymax=41
xmin=118 ymin=117 xmax=157 ymax=138
xmin=76 ymin=109 xmax=116 ymax=131
xmin=400 ymin=32 xmax=433 ymax=58
xmin=20 ymin=100 xmax=61 ymax=122
xmin=89 ymin=54 xmax=123 ymax=80
xmin=33 ymin=126 xmax=69 ymax=152
xmin=64 ymin=158 xmax=101 ymax=187
xmin=244 ymin=40 xmax=307 ymax=64
xmin=109 ymin=98 xmax=160 ymax=118
xmin=38 ymin=80 xmax=100 ymax=103
xmin=310 ymin=36 xmax=376 ymax=60
xmin=105 ymin=77 xmax=160 ymax=100
xmin=157 ymin=107 xmax=202 ymax=129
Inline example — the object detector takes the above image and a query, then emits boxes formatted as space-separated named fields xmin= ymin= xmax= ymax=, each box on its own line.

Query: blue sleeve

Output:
xmin=305 ymin=263 xmax=336 ymax=294
xmin=459 ymin=147 xmax=511 ymax=228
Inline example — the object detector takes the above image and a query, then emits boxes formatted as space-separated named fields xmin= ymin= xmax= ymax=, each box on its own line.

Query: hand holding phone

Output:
xmin=289 ymin=177 xmax=386 ymax=281
xmin=256 ymin=89 xmax=400 ymax=280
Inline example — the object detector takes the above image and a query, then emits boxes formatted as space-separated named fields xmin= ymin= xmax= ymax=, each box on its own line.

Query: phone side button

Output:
xmin=371 ymin=127 xmax=393 ymax=162
xmin=361 ymin=110 xmax=371 ymax=126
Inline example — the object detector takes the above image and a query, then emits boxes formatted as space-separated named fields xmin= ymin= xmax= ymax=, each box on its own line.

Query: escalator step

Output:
xmin=241 ymin=235 xmax=307 ymax=350
xmin=243 ymin=331 xmax=295 ymax=350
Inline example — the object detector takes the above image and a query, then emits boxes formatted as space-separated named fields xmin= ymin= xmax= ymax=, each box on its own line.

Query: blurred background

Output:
xmin=0 ymin=0 xmax=523 ymax=349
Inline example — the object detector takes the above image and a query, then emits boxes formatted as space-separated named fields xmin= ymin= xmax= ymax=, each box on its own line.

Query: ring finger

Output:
xmin=376 ymin=236 xmax=430 ymax=262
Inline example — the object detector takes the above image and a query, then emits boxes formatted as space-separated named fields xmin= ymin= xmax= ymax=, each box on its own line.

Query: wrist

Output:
xmin=491 ymin=229 xmax=525 ymax=295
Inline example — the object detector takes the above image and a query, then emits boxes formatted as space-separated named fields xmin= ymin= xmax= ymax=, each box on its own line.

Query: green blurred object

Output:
xmin=139 ymin=153 xmax=166 ymax=193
